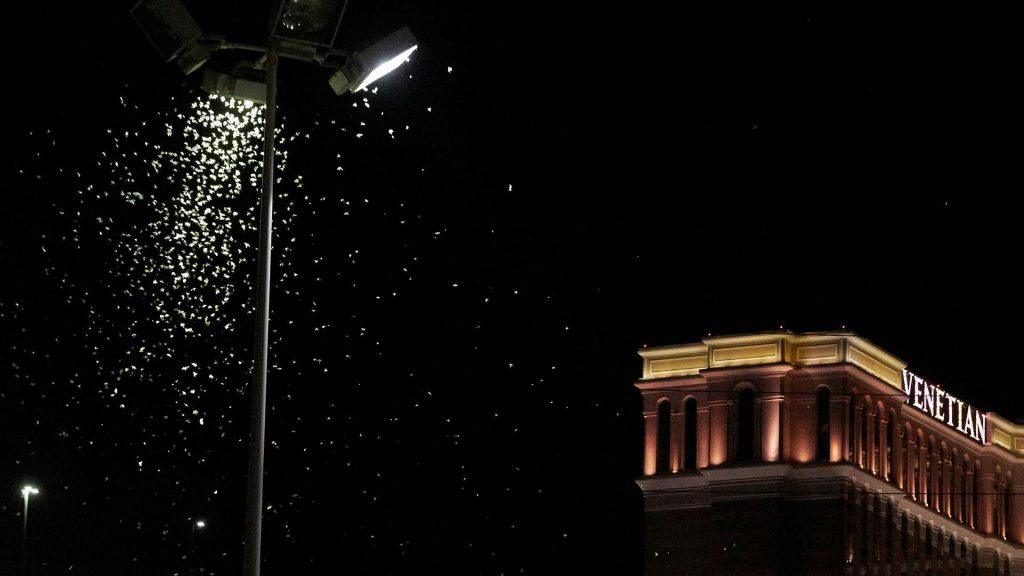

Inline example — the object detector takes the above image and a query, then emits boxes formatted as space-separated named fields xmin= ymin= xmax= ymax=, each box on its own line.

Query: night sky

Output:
xmin=1 ymin=1 xmax=1022 ymax=574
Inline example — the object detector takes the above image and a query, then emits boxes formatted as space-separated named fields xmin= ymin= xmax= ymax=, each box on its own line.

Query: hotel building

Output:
xmin=637 ymin=332 xmax=1024 ymax=575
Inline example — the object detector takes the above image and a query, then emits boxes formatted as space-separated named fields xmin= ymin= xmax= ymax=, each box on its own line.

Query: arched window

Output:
xmin=684 ymin=398 xmax=697 ymax=471
xmin=656 ymin=400 xmax=671 ymax=474
xmin=736 ymin=388 xmax=755 ymax=462
xmin=816 ymin=387 xmax=830 ymax=462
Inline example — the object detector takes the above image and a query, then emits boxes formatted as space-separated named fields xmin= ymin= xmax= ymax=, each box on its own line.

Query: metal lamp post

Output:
xmin=21 ymin=485 xmax=39 ymax=561
xmin=191 ymin=519 xmax=206 ymax=576
xmin=130 ymin=3 xmax=418 ymax=575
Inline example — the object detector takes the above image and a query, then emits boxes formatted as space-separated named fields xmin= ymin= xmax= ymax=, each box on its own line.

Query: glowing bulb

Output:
xmin=195 ymin=520 xmax=206 ymax=528
xmin=21 ymin=485 xmax=39 ymax=497
xmin=355 ymin=45 xmax=418 ymax=91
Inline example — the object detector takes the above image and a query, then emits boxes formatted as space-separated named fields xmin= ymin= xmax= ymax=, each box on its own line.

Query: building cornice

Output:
xmin=637 ymin=330 xmax=1024 ymax=457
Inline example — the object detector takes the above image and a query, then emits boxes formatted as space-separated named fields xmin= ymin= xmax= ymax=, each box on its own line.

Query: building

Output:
xmin=637 ymin=331 xmax=1024 ymax=575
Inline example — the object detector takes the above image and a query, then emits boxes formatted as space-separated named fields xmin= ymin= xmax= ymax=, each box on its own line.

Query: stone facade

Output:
xmin=638 ymin=331 xmax=1024 ymax=575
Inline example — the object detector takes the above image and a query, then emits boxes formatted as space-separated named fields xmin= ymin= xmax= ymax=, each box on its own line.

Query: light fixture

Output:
xmin=201 ymin=67 xmax=268 ymax=103
xmin=328 ymin=26 xmax=417 ymax=94
xmin=272 ymin=0 xmax=349 ymax=48
xmin=196 ymin=520 xmax=206 ymax=528
xmin=21 ymin=486 xmax=39 ymax=497
xmin=130 ymin=0 xmax=205 ymax=69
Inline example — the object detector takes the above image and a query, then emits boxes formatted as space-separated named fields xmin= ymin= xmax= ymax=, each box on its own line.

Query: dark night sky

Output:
xmin=1 ymin=1 xmax=1022 ymax=574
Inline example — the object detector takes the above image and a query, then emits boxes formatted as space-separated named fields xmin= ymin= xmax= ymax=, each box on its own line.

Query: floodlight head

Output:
xmin=131 ymin=0 xmax=204 ymax=64
xmin=201 ymin=68 xmax=268 ymax=103
xmin=195 ymin=520 xmax=206 ymax=528
xmin=272 ymin=0 xmax=348 ymax=47
xmin=21 ymin=485 xmax=39 ymax=497
xmin=176 ymin=43 xmax=212 ymax=75
xmin=328 ymin=26 xmax=417 ymax=94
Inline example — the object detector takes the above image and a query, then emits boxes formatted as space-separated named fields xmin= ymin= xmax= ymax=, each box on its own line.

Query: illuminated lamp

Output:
xmin=328 ymin=26 xmax=418 ymax=94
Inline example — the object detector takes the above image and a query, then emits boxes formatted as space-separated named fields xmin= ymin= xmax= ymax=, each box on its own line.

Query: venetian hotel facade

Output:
xmin=637 ymin=332 xmax=1024 ymax=575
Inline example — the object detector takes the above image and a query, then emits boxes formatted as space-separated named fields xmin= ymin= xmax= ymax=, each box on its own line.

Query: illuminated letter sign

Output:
xmin=901 ymin=369 xmax=986 ymax=444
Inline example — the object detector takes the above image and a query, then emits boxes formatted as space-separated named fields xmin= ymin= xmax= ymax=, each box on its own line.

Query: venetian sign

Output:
xmin=901 ymin=369 xmax=987 ymax=444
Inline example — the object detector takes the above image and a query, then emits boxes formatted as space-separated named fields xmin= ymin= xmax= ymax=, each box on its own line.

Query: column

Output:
xmin=978 ymin=468 xmax=996 ymax=535
xmin=892 ymin=506 xmax=903 ymax=576
xmin=895 ymin=426 xmax=905 ymax=490
xmin=867 ymin=410 xmax=877 ymax=475
xmin=852 ymin=487 xmax=864 ymax=574
xmin=953 ymin=461 xmax=963 ymax=522
xmin=942 ymin=455 xmax=952 ymax=518
xmin=1012 ymin=473 xmax=1024 ymax=546
xmin=907 ymin=436 xmax=918 ymax=500
xmin=708 ymin=399 xmax=729 ymax=466
xmin=879 ymin=417 xmax=889 ymax=481
xmin=919 ymin=442 xmax=929 ymax=506
xmin=760 ymin=394 xmax=782 ymax=462
xmin=854 ymin=403 xmax=864 ymax=469
xmin=697 ymin=405 xmax=710 ymax=469
xmin=932 ymin=447 xmax=942 ymax=513
xmin=966 ymin=469 xmax=975 ymax=529
xmin=643 ymin=412 xmax=657 ymax=476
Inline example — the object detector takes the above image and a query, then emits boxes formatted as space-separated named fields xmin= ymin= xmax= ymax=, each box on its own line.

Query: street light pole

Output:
xmin=130 ymin=7 xmax=417 ymax=575
xmin=22 ymin=491 xmax=29 ymax=559
xmin=242 ymin=46 xmax=278 ymax=576
xmin=191 ymin=519 xmax=206 ymax=576
xmin=21 ymin=486 xmax=39 ymax=563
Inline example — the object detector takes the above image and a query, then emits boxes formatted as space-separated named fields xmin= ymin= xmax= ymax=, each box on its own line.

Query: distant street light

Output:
xmin=130 ymin=2 xmax=417 ymax=576
xmin=191 ymin=519 xmax=206 ymax=576
xmin=21 ymin=485 xmax=39 ymax=561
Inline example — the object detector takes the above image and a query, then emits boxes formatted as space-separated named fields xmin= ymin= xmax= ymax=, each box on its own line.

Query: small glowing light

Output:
xmin=21 ymin=485 xmax=39 ymax=497
xmin=355 ymin=45 xmax=418 ymax=91
xmin=195 ymin=520 xmax=206 ymax=528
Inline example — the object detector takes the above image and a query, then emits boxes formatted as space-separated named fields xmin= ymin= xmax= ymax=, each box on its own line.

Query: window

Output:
xmin=736 ymin=388 xmax=754 ymax=462
xmin=684 ymin=398 xmax=697 ymax=471
xmin=656 ymin=400 xmax=671 ymax=474
xmin=816 ymin=387 xmax=830 ymax=462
